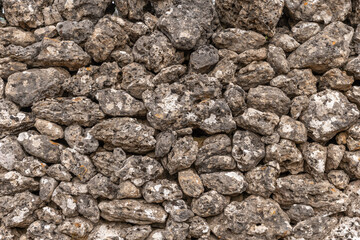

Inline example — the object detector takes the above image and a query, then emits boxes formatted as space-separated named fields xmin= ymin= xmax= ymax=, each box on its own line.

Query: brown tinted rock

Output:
xmin=39 ymin=176 xmax=58 ymax=201
xmin=3 ymin=0 xmax=44 ymax=28
xmin=117 ymin=155 xmax=164 ymax=187
xmin=165 ymin=219 xmax=189 ymax=240
xmin=142 ymin=179 xmax=183 ymax=203
xmin=245 ymin=161 xmax=280 ymax=198
xmin=224 ymin=83 xmax=247 ymax=116
xmin=89 ymin=222 xmax=151 ymax=240
xmin=34 ymin=25 xmax=58 ymax=40
xmin=261 ymin=132 xmax=281 ymax=145
xmin=346 ymin=86 xmax=360 ymax=108
xmin=267 ymin=44 xmax=290 ymax=74
xmin=292 ymin=216 xmax=338 ymax=239
xmin=99 ymin=199 xmax=168 ymax=224
xmin=5 ymin=68 xmax=69 ymax=107
xmin=286 ymin=204 xmax=314 ymax=223
xmin=290 ymin=95 xmax=310 ymax=119
xmin=212 ymin=28 xmax=266 ymax=54
xmin=200 ymin=171 xmax=247 ymax=195
xmin=277 ymin=115 xmax=307 ymax=143
xmin=56 ymin=20 xmax=94 ymax=44
xmin=209 ymin=58 xmax=237 ymax=85
xmin=247 ymin=85 xmax=291 ymax=116
xmin=302 ymin=142 xmax=327 ymax=179
xmin=64 ymin=125 xmax=98 ymax=155
xmin=158 ymin=0 xmax=218 ymax=50
xmin=87 ymin=174 xmax=118 ymax=199
xmin=57 ymin=217 xmax=93 ymax=238
xmin=117 ymin=181 xmax=142 ymax=199
xmin=235 ymin=108 xmax=280 ymax=136
xmin=91 ymin=148 xmax=126 ymax=181
xmin=133 ymin=30 xmax=176 ymax=73
xmin=0 ymin=171 xmax=38 ymax=196
xmin=32 ymin=38 xmax=91 ymax=71
xmin=328 ymin=170 xmax=350 ymax=190
xmin=326 ymin=144 xmax=345 ymax=171
xmin=122 ymin=62 xmax=154 ymax=99
xmin=13 ymin=156 xmax=47 ymax=177
xmin=319 ymin=68 xmax=354 ymax=91
xmin=0 ymin=136 xmax=25 ymax=171
xmin=216 ymin=0 xmax=285 ymax=36
xmin=300 ymin=90 xmax=360 ymax=142
xmin=27 ymin=220 xmax=58 ymax=239
xmin=46 ymin=164 xmax=72 ymax=182
xmin=271 ymin=33 xmax=300 ymax=52
xmin=178 ymin=169 xmax=204 ymax=198
xmin=345 ymin=56 xmax=360 ymax=80
xmin=291 ymin=21 xmax=321 ymax=43
xmin=189 ymin=216 xmax=210 ymax=239
xmin=153 ymin=65 xmax=187 ymax=85
xmin=90 ymin=118 xmax=156 ymax=154
xmin=323 ymin=217 xmax=360 ymax=239
xmin=163 ymin=200 xmax=194 ymax=223
xmin=274 ymin=174 xmax=349 ymax=213
xmin=232 ymin=130 xmax=265 ymax=171
xmin=155 ymin=131 xmax=177 ymax=158
xmin=114 ymin=0 xmax=148 ymax=21
xmin=34 ymin=119 xmax=64 ymax=140
xmin=191 ymin=190 xmax=228 ymax=217
xmin=223 ymin=195 xmax=292 ymax=239
xmin=189 ymin=45 xmax=219 ymax=73
xmin=96 ymin=88 xmax=146 ymax=117
xmin=235 ymin=61 xmax=275 ymax=90
xmin=35 ymin=206 xmax=63 ymax=224
xmin=288 ymin=22 xmax=353 ymax=73
xmin=0 ymin=27 xmax=36 ymax=47
xmin=341 ymin=151 xmax=360 ymax=179
xmin=237 ymin=48 xmax=268 ymax=65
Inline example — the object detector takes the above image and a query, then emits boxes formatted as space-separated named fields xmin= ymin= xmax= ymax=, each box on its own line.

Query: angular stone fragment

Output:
xmin=133 ymin=30 xmax=176 ymax=73
xmin=178 ymin=169 xmax=204 ymax=198
xmin=17 ymin=131 xmax=62 ymax=163
xmin=235 ymin=108 xmax=280 ymax=136
xmin=34 ymin=26 xmax=58 ymax=40
xmin=189 ymin=216 xmax=210 ymax=239
xmin=212 ymin=28 xmax=266 ymax=54
xmin=165 ymin=219 xmax=189 ymax=240
xmin=158 ymin=0 xmax=218 ymax=50
xmin=153 ymin=65 xmax=187 ymax=85
xmin=301 ymin=142 xmax=327 ymax=179
xmin=32 ymin=38 xmax=91 ymax=71
xmin=35 ymin=206 xmax=63 ymax=224
xmin=34 ymin=119 xmax=64 ymax=140
xmin=291 ymin=21 xmax=321 ymax=43
xmin=292 ymin=216 xmax=338 ymax=239
xmin=300 ymin=90 xmax=360 ymax=141
xmin=345 ymin=56 xmax=360 ymax=80
xmin=53 ymin=0 xmax=111 ymax=21
xmin=200 ymin=171 xmax=247 ymax=195
xmin=271 ymin=69 xmax=318 ymax=97
xmin=288 ymin=22 xmax=353 ymax=72
xmin=142 ymin=179 xmax=183 ymax=203
xmin=147 ymin=229 xmax=173 ymax=240
xmin=189 ymin=45 xmax=219 ymax=73
xmin=163 ymin=200 xmax=194 ymax=222
xmin=117 ymin=155 xmax=164 ymax=187
xmin=57 ymin=217 xmax=93 ymax=238
xmin=13 ymin=156 xmax=47 ymax=177
xmin=99 ymin=199 xmax=168 ymax=224
xmin=117 ymin=181 xmax=142 ymax=200
xmin=87 ymin=174 xmax=118 ymax=199
xmin=290 ymin=95 xmax=309 ymax=119
xmin=96 ymin=88 xmax=146 ymax=117
xmin=91 ymin=148 xmax=126 ymax=181
xmin=245 ymin=161 xmax=280 ymax=198
xmin=323 ymin=217 xmax=360 ymax=239
xmin=326 ymin=144 xmax=345 ymax=171
xmin=76 ymin=194 xmax=100 ymax=223
xmin=27 ymin=220 xmax=58 ymax=239
xmin=346 ymin=86 xmax=360 ymax=108
xmin=0 ymin=99 xmax=34 ymax=138
xmin=232 ymin=130 xmax=265 ymax=171
xmin=64 ymin=125 xmax=98 ymax=155
xmin=261 ymin=132 xmax=281 ymax=145
xmin=235 ymin=61 xmax=275 ymax=90
xmin=271 ymin=33 xmax=300 ymax=52
xmin=6 ymin=68 xmax=69 ymax=107
xmin=32 ymin=97 xmax=104 ymax=127
xmin=60 ymin=148 xmax=96 ymax=182
xmin=0 ymin=136 xmax=25 ymax=170
xmin=155 ymin=131 xmax=176 ymax=158
xmin=56 ymin=20 xmax=94 ymax=44
xmin=266 ymin=139 xmax=304 ymax=174
xmin=89 ymin=222 xmax=151 ymax=240
xmin=3 ymin=0 xmax=44 ymax=28
xmin=39 ymin=176 xmax=58 ymax=201
xmin=285 ymin=0 xmax=351 ymax=24
xmin=277 ymin=115 xmax=307 ymax=143
xmin=191 ymin=190 xmax=228 ymax=217
xmin=319 ymin=68 xmax=354 ymax=91
xmin=286 ymin=204 xmax=314 ymax=223
xmin=237 ymin=48 xmax=268 ymax=65
xmin=341 ymin=151 xmax=360 ymax=179
xmin=247 ymin=85 xmax=291 ymax=116
xmin=90 ymin=118 xmax=156 ymax=153
xmin=0 ymin=60 xmax=26 ymax=80
xmin=274 ymin=174 xmax=349 ymax=213
xmin=328 ymin=170 xmax=350 ymax=190
xmin=209 ymin=58 xmax=237 ymax=85
xmin=0 ymin=27 xmax=36 ymax=47
xmin=46 ymin=164 xmax=72 ymax=182
xmin=267 ymin=44 xmax=290 ymax=74
xmin=223 ymin=84 xmax=246 ymax=117
xmin=122 ymin=62 xmax=154 ymax=99
xmin=114 ymin=0 xmax=148 ymax=21
xmin=216 ymin=0 xmax=285 ymax=36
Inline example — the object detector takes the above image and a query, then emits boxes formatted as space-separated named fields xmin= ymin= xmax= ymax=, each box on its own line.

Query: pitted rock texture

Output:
xmin=2 ymin=0 xmax=360 ymax=239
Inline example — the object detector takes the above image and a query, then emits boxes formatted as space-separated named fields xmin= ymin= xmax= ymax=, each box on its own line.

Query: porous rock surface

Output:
xmin=1 ymin=0 xmax=360 ymax=239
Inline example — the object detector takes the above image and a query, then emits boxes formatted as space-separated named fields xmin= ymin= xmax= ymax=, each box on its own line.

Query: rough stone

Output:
xmin=163 ymin=200 xmax=194 ymax=223
xmin=178 ymin=169 xmax=204 ymax=198
xmin=191 ymin=190 xmax=228 ymax=217
xmin=142 ymin=179 xmax=183 ymax=203
xmin=3 ymin=0 xmax=44 ymax=28
xmin=0 ymin=136 xmax=25 ymax=171
xmin=277 ymin=115 xmax=307 ymax=143
xmin=271 ymin=33 xmax=300 ymax=52
xmin=200 ymin=171 xmax=247 ymax=195
xmin=224 ymin=83 xmax=247 ymax=117
xmin=57 ymin=217 xmax=93 ymax=238
xmin=235 ymin=61 xmax=275 ymax=90
xmin=286 ymin=204 xmax=314 ymax=223
xmin=64 ymin=125 xmax=99 ymax=154
xmin=301 ymin=142 xmax=327 ymax=179
xmin=189 ymin=45 xmax=219 ymax=73
xmin=122 ymin=62 xmax=154 ymax=99
xmin=56 ymin=20 xmax=94 ymax=44
xmin=267 ymin=44 xmax=290 ymax=74
xmin=34 ymin=119 xmax=64 ymax=140
xmin=291 ymin=21 xmax=321 ymax=43
xmin=319 ymin=68 xmax=354 ymax=91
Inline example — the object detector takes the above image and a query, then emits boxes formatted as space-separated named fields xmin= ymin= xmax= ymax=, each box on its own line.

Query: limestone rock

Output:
xmin=191 ymin=190 xmax=228 ymax=217
xmin=200 ymin=171 xmax=247 ymax=195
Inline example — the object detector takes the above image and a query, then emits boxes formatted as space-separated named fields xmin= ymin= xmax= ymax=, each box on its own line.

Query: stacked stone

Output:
xmin=1 ymin=0 xmax=360 ymax=239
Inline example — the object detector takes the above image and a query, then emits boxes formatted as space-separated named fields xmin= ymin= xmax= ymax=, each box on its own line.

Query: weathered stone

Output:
xmin=341 ymin=151 xmax=360 ymax=179
xmin=223 ymin=83 xmax=246 ymax=117
xmin=158 ymin=0 xmax=218 ymax=50
xmin=300 ymin=89 xmax=360 ymax=142
xmin=274 ymin=174 xmax=349 ymax=213
xmin=180 ymin=73 xmax=222 ymax=101
xmin=122 ymin=62 xmax=154 ymax=99
xmin=163 ymin=200 xmax=194 ymax=223
xmin=178 ymin=169 xmax=204 ymax=198
xmin=235 ymin=61 xmax=275 ymax=90
xmin=200 ymin=171 xmax=247 ymax=195
xmin=88 ymin=222 xmax=152 ymax=240
xmin=142 ymin=179 xmax=183 ymax=203
xmin=235 ymin=108 xmax=280 ymax=136
xmin=266 ymin=139 xmax=304 ymax=174
xmin=34 ymin=25 xmax=58 ymax=40
xmin=0 ymin=27 xmax=36 ymax=47
xmin=288 ymin=22 xmax=353 ymax=73
xmin=212 ymin=28 xmax=266 ymax=53
xmin=34 ymin=119 xmax=64 ymax=140
xmin=133 ymin=30 xmax=176 ymax=73
xmin=191 ymin=190 xmax=228 ymax=217
xmin=6 ymin=68 xmax=69 ymax=107
xmin=323 ymin=217 xmax=360 ymax=239
xmin=76 ymin=194 xmax=100 ymax=223
xmin=87 ymin=174 xmax=118 ymax=199
xmin=57 ymin=217 xmax=93 ymax=238
xmin=117 ymin=181 xmax=142 ymax=199
xmin=285 ymin=0 xmax=351 ymax=24
xmin=35 ymin=206 xmax=63 ymax=224
xmin=17 ymin=131 xmax=62 ymax=163
xmin=153 ymin=65 xmax=187 ymax=85
xmin=99 ymin=199 xmax=168 ymax=224
xmin=345 ymin=56 xmax=360 ymax=80
xmin=267 ymin=44 xmax=290 ymax=74
xmin=32 ymin=38 xmax=91 ymax=71
xmin=247 ymin=85 xmax=291 ymax=116
xmin=27 ymin=220 xmax=57 ymax=239
xmin=189 ymin=216 xmax=210 ymax=239
xmin=346 ymin=86 xmax=360 ymax=108
xmin=319 ymin=68 xmax=354 ymax=91
xmin=163 ymin=136 xmax=198 ymax=175
xmin=216 ymin=0 xmax=285 ymax=36
xmin=13 ymin=156 xmax=47 ymax=177
xmin=189 ymin=45 xmax=219 ymax=73
xmin=147 ymin=229 xmax=173 ymax=240
xmin=3 ymin=0 xmax=44 ymax=28
xmin=91 ymin=148 xmax=126 ymax=181
xmin=165 ymin=219 xmax=189 ymax=240
xmin=271 ymin=33 xmax=300 ymax=52
xmin=326 ymin=144 xmax=345 ymax=171
xmin=117 ymin=155 xmax=164 ymax=187
xmin=90 ymin=118 xmax=156 ymax=153
xmin=328 ymin=170 xmax=350 ymax=190
xmin=291 ymin=21 xmax=321 ymax=43
xmin=155 ymin=131 xmax=176 ymax=158
xmin=0 ymin=136 xmax=25 ymax=171
xmin=237 ymin=48 xmax=268 ymax=65
xmin=292 ymin=216 xmax=338 ymax=239
xmin=64 ymin=125 xmax=98 ymax=154
xmin=56 ymin=20 xmax=94 ymax=44
xmin=277 ymin=115 xmax=307 ymax=143
xmin=286 ymin=204 xmax=314 ymax=223
xmin=60 ymin=148 xmax=96 ymax=182
xmin=261 ymin=132 xmax=281 ymax=145
xmin=271 ymin=69 xmax=318 ymax=97
xmin=301 ymin=142 xmax=327 ymax=179
xmin=223 ymin=195 xmax=292 ymax=239
xmin=39 ymin=176 xmax=58 ymax=201
xmin=114 ymin=0 xmax=148 ymax=21
xmin=290 ymin=95 xmax=309 ymax=119
xmin=0 ymin=59 xmax=26 ymax=79
xmin=209 ymin=58 xmax=237 ymax=85
xmin=46 ymin=164 xmax=72 ymax=182
xmin=232 ymin=130 xmax=265 ymax=171
xmin=245 ymin=161 xmax=280 ymax=198
xmin=110 ymin=48 xmax=133 ymax=67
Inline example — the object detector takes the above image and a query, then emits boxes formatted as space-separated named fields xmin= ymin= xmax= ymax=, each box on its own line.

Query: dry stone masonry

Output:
xmin=2 ymin=0 xmax=360 ymax=239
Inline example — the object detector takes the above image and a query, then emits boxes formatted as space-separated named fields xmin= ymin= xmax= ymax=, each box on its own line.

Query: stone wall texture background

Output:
xmin=1 ymin=0 xmax=360 ymax=239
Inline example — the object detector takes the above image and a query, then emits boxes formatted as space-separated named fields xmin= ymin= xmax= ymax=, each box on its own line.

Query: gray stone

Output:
xmin=319 ymin=68 xmax=354 ymax=91
xmin=46 ymin=164 xmax=72 ymax=182
xmin=76 ymin=195 xmax=100 ymax=223
xmin=163 ymin=200 xmax=194 ymax=223
xmin=191 ymin=190 xmax=228 ymax=217
xmin=155 ymin=131 xmax=177 ymax=158
xmin=189 ymin=216 xmax=210 ymax=239
xmin=286 ymin=204 xmax=314 ymax=223
xmin=142 ymin=179 xmax=183 ymax=203
xmin=235 ymin=61 xmax=275 ymax=90
xmin=39 ymin=176 xmax=58 ymax=201
xmin=290 ymin=95 xmax=309 ymax=119
xmin=56 ymin=20 xmax=94 ymax=44
xmin=301 ymin=142 xmax=327 ymax=179
xmin=153 ymin=65 xmax=187 ymax=85
xmin=345 ymin=56 xmax=360 ymax=80
xmin=34 ymin=119 xmax=64 ymax=140
xmin=0 ymin=136 xmax=25 ymax=171
xmin=0 ymin=27 xmax=36 ymax=47
xmin=267 ymin=44 xmax=290 ymax=74
xmin=178 ymin=169 xmax=204 ymax=198
xmin=57 ymin=217 xmax=93 ymax=238
xmin=64 ymin=125 xmax=98 ymax=155
xmin=323 ymin=217 xmax=360 ymax=239
xmin=237 ymin=48 xmax=268 ymax=65
xmin=189 ymin=45 xmax=219 ymax=73
xmin=200 ymin=171 xmax=247 ymax=195
xmin=122 ymin=62 xmax=154 ymax=99
xmin=91 ymin=148 xmax=126 ymax=181
xmin=328 ymin=170 xmax=350 ymax=190
xmin=277 ymin=115 xmax=307 ymax=143
xmin=326 ymin=144 xmax=345 ymax=171
xmin=224 ymin=83 xmax=247 ymax=117
xmin=292 ymin=216 xmax=338 ymax=239
xmin=13 ymin=156 xmax=47 ymax=177
xmin=3 ymin=0 xmax=44 ymax=28
xmin=0 ymin=171 xmax=38 ymax=196
xmin=291 ymin=21 xmax=321 ymax=43
xmin=271 ymin=33 xmax=300 ymax=52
